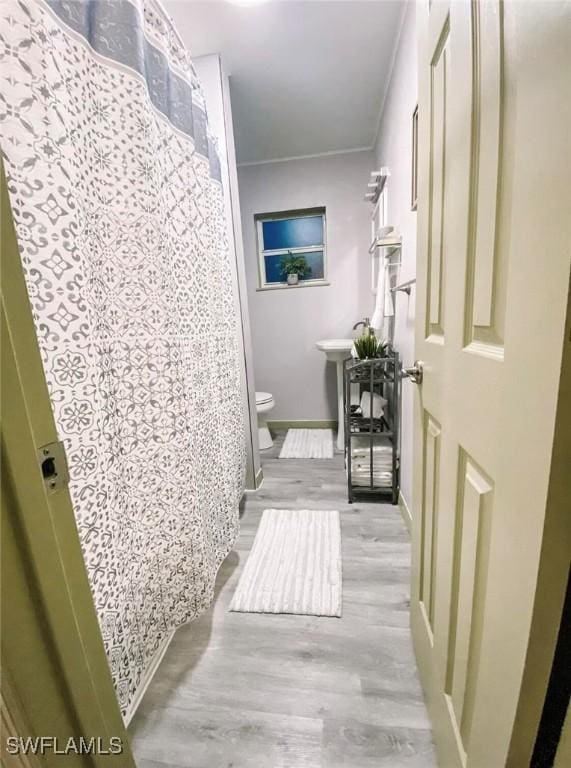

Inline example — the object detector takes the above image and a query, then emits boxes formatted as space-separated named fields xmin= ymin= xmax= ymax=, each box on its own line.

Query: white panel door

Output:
xmin=411 ymin=1 xmax=571 ymax=766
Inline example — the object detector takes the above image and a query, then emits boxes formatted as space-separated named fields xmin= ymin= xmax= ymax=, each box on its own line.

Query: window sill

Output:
xmin=256 ymin=280 xmax=330 ymax=292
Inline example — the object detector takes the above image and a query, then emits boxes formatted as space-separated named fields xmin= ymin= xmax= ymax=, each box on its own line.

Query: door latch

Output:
xmin=403 ymin=360 xmax=424 ymax=385
xmin=37 ymin=441 xmax=70 ymax=494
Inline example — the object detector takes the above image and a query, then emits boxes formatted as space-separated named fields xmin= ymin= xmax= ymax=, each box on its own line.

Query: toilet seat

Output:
xmin=256 ymin=391 xmax=273 ymax=406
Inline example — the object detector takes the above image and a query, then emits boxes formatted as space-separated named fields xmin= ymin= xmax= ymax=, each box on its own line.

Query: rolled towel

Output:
xmin=352 ymin=474 xmax=393 ymax=488
xmin=352 ymin=445 xmax=392 ymax=454
xmin=349 ymin=452 xmax=392 ymax=463
xmin=353 ymin=473 xmax=392 ymax=482
xmin=352 ymin=453 xmax=393 ymax=464
xmin=353 ymin=469 xmax=392 ymax=477
xmin=351 ymin=464 xmax=393 ymax=475
xmin=351 ymin=436 xmax=392 ymax=456
xmin=351 ymin=459 xmax=393 ymax=472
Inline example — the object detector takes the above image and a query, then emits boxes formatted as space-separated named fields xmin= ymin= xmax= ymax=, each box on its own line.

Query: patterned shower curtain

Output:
xmin=0 ymin=0 xmax=246 ymax=715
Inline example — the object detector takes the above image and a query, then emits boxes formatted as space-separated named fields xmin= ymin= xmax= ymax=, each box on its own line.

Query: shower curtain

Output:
xmin=0 ymin=0 xmax=246 ymax=715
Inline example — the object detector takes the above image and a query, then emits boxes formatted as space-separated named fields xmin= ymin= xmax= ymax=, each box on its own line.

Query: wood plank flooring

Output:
xmin=129 ymin=431 xmax=436 ymax=767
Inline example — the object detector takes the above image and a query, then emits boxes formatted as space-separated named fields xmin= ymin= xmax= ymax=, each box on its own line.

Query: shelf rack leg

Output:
xmin=336 ymin=359 xmax=345 ymax=451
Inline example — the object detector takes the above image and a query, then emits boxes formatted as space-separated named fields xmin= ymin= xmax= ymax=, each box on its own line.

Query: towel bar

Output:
xmin=391 ymin=277 xmax=416 ymax=295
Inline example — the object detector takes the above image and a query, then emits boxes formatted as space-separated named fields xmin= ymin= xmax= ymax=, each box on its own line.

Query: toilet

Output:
xmin=255 ymin=391 xmax=275 ymax=450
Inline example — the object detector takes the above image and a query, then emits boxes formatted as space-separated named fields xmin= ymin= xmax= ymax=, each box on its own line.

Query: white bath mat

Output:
xmin=229 ymin=509 xmax=342 ymax=617
xmin=279 ymin=429 xmax=334 ymax=459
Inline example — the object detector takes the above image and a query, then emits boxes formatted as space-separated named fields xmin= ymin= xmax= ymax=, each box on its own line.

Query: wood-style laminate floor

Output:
xmin=129 ymin=431 xmax=436 ymax=768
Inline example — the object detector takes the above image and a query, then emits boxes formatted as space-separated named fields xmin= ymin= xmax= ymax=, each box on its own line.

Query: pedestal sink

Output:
xmin=316 ymin=339 xmax=354 ymax=451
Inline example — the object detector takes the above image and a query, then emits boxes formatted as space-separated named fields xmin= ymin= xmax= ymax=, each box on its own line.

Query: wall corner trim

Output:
xmin=237 ymin=146 xmax=372 ymax=168
xmin=398 ymin=491 xmax=412 ymax=535
xmin=124 ymin=629 xmax=176 ymax=726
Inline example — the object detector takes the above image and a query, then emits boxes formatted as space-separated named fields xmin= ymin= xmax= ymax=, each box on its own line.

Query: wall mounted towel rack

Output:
xmin=368 ymin=236 xmax=402 ymax=255
xmin=364 ymin=167 xmax=390 ymax=204
xmin=391 ymin=277 xmax=416 ymax=295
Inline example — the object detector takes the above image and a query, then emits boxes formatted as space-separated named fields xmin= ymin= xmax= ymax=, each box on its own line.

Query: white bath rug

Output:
xmin=278 ymin=429 xmax=334 ymax=459
xmin=229 ymin=509 xmax=342 ymax=617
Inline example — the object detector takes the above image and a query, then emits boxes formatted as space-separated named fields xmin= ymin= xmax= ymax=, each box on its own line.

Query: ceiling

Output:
xmin=166 ymin=1 xmax=406 ymax=165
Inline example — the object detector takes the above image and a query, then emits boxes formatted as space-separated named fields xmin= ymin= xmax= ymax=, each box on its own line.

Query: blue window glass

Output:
xmin=302 ymin=251 xmax=325 ymax=280
xmin=263 ymin=254 xmax=286 ymax=284
xmin=263 ymin=251 xmax=325 ymax=284
xmin=256 ymin=209 xmax=327 ymax=287
xmin=262 ymin=215 xmax=323 ymax=251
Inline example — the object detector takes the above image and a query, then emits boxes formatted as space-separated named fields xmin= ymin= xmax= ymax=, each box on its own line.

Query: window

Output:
xmin=255 ymin=208 xmax=327 ymax=289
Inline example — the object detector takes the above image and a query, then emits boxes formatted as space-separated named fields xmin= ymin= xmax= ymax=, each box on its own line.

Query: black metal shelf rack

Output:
xmin=343 ymin=352 xmax=401 ymax=504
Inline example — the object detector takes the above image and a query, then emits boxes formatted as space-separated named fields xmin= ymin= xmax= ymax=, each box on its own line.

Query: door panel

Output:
xmin=465 ymin=0 xmax=505 ymax=350
xmin=412 ymin=1 xmax=571 ymax=766
xmin=427 ymin=20 xmax=449 ymax=339
xmin=445 ymin=452 xmax=493 ymax=755
xmin=420 ymin=413 xmax=441 ymax=639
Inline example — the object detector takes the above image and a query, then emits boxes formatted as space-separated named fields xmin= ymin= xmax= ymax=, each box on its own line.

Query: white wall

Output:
xmin=194 ymin=55 xmax=261 ymax=488
xmin=373 ymin=3 xmax=417 ymax=510
xmin=238 ymin=150 xmax=374 ymax=422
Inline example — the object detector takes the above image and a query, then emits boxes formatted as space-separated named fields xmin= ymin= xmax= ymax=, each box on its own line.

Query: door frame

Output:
xmin=507 ymin=277 xmax=571 ymax=766
xmin=1 ymin=162 xmax=135 ymax=766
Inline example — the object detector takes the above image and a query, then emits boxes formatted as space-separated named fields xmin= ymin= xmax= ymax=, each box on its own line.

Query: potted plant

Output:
xmin=280 ymin=252 xmax=311 ymax=285
xmin=353 ymin=330 xmax=387 ymax=360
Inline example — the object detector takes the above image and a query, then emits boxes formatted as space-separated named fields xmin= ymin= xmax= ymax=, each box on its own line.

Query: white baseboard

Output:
xmin=398 ymin=491 xmax=412 ymax=535
xmin=267 ymin=419 xmax=337 ymax=430
xmin=123 ymin=627 xmax=176 ymax=726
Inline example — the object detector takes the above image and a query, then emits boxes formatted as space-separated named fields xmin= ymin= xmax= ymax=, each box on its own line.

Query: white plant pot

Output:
xmin=286 ymin=273 xmax=299 ymax=285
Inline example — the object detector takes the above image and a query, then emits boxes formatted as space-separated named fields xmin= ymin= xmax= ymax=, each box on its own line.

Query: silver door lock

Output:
xmin=403 ymin=360 xmax=424 ymax=385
